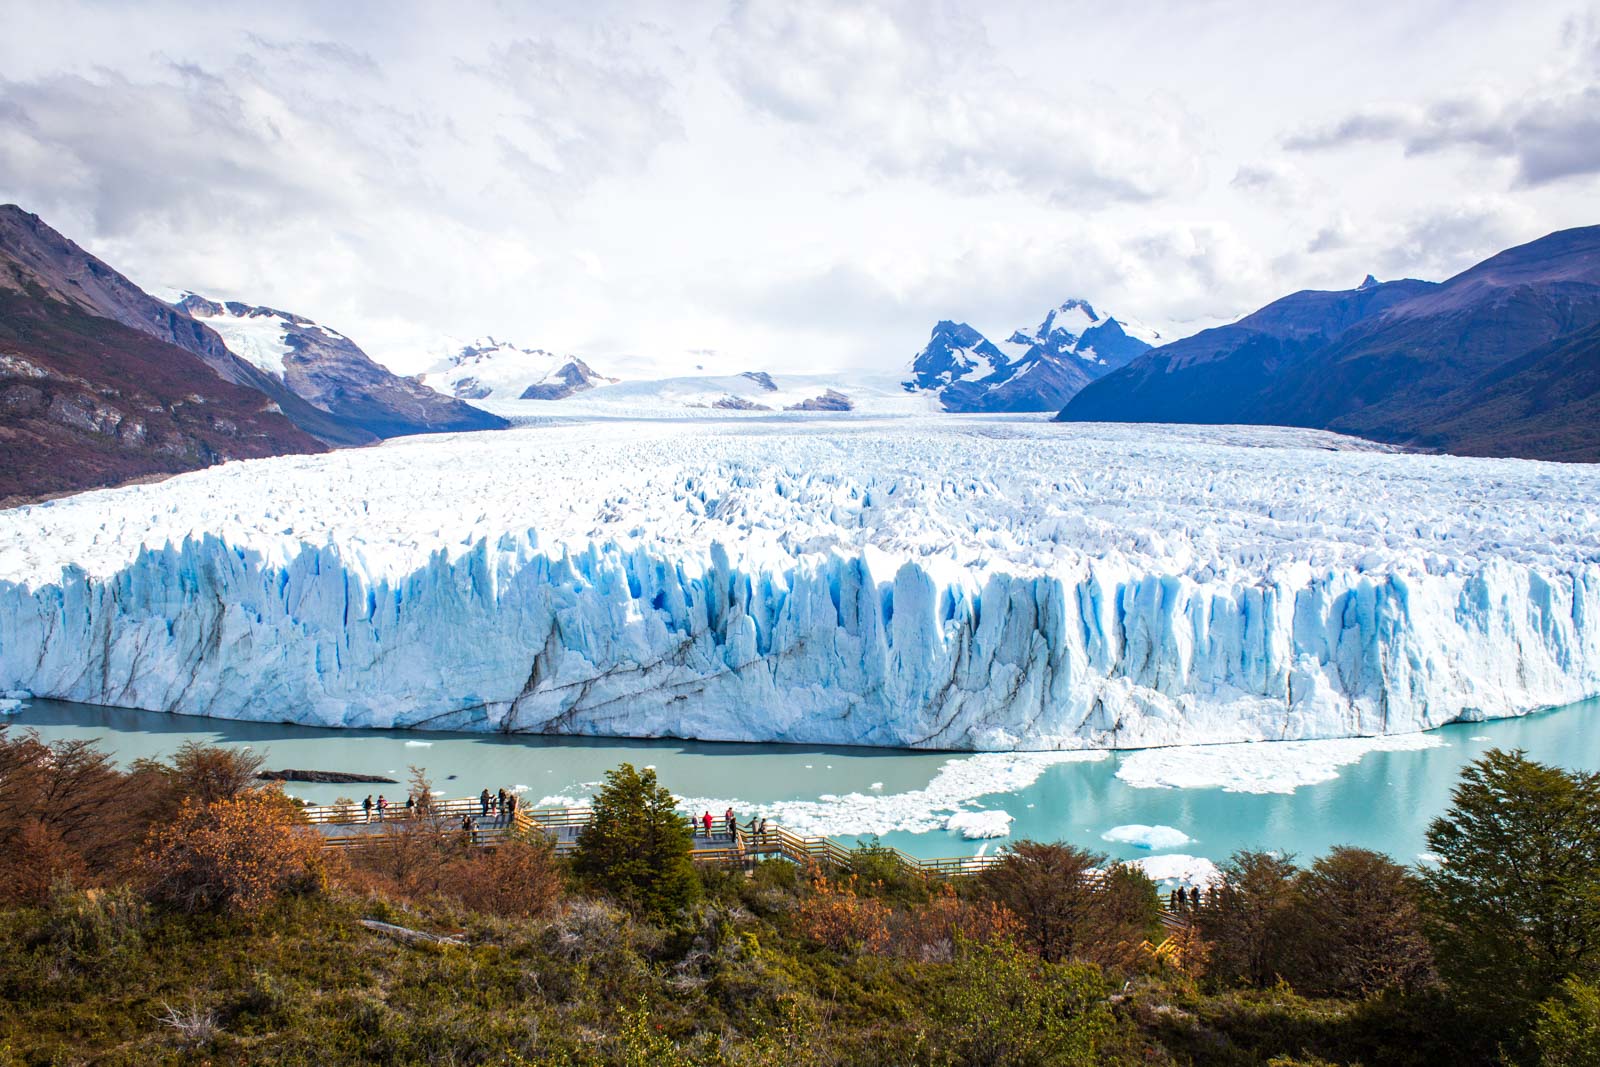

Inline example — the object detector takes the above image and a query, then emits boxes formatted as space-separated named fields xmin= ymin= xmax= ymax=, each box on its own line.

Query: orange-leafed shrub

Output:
xmin=446 ymin=834 xmax=565 ymax=920
xmin=796 ymin=875 xmax=891 ymax=954
xmin=893 ymin=883 xmax=1021 ymax=961
xmin=138 ymin=791 xmax=324 ymax=913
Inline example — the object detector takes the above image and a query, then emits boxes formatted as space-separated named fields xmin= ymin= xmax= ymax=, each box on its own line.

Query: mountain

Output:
xmin=179 ymin=297 xmax=506 ymax=439
xmin=904 ymin=299 xmax=1158 ymax=412
xmin=1058 ymin=226 xmax=1600 ymax=461
xmin=1057 ymin=278 xmax=1439 ymax=425
xmin=0 ymin=204 xmax=373 ymax=447
xmin=417 ymin=337 xmax=615 ymax=402
xmin=0 ymin=206 xmax=329 ymax=504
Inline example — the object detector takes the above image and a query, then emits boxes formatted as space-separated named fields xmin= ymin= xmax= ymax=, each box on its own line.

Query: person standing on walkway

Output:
xmin=376 ymin=795 xmax=388 ymax=821
xmin=1189 ymin=886 xmax=1200 ymax=909
xmin=724 ymin=807 xmax=736 ymax=838
xmin=362 ymin=795 xmax=374 ymax=824
xmin=702 ymin=810 xmax=713 ymax=837
xmin=507 ymin=791 xmax=520 ymax=826
xmin=480 ymin=788 xmax=491 ymax=819
xmin=497 ymin=788 xmax=509 ymax=826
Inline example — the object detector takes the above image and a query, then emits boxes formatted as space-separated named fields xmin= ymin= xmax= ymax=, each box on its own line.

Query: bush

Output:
xmin=795 ymin=874 xmax=892 ymax=954
xmin=445 ymin=831 xmax=563 ymax=920
xmin=1533 ymin=977 xmax=1600 ymax=1067
xmin=138 ymin=791 xmax=324 ymax=913
xmin=935 ymin=938 xmax=1130 ymax=1066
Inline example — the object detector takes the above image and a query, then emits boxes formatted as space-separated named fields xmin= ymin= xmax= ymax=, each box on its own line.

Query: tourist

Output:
xmin=376 ymin=794 xmax=388 ymax=821
xmin=405 ymin=794 xmax=416 ymax=818
xmin=497 ymin=788 xmax=508 ymax=825
xmin=461 ymin=812 xmax=476 ymax=844
xmin=507 ymin=791 xmax=520 ymax=825
xmin=480 ymin=788 xmax=491 ymax=819
xmin=702 ymin=810 xmax=713 ymax=837
xmin=1189 ymin=886 xmax=1200 ymax=909
xmin=724 ymin=806 xmax=736 ymax=837
xmin=362 ymin=794 xmax=374 ymax=823
xmin=758 ymin=817 xmax=767 ymax=835
xmin=1169 ymin=888 xmax=1180 ymax=911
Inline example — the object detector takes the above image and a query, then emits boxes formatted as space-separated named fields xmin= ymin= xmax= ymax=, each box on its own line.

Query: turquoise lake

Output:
xmin=8 ymin=696 xmax=1600 ymax=877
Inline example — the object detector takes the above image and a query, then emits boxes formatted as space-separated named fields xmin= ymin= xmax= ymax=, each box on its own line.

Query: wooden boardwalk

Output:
xmin=301 ymin=796 xmax=1000 ymax=877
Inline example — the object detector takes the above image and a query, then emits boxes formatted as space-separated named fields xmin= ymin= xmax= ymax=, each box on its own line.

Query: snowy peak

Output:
xmin=905 ymin=321 xmax=1013 ymax=393
xmin=904 ymin=298 xmax=1157 ymax=412
xmin=1358 ymin=274 xmax=1380 ymax=291
xmin=420 ymin=336 xmax=616 ymax=402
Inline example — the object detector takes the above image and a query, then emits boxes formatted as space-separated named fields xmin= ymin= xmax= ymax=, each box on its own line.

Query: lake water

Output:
xmin=8 ymin=696 xmax=1600 ymax=881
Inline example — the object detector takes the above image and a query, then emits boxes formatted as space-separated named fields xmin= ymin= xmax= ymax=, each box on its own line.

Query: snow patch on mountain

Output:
xmin=418 ymin=337 xmax=615 ymax=401
xmin=181 ymin=297 xmax=296 ymax=378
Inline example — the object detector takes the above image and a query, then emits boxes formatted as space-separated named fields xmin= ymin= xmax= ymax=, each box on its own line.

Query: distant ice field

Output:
xmin=1 ymin=416 xmax=1598 ymax=749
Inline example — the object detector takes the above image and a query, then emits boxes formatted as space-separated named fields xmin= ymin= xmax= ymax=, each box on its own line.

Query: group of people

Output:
xmin=359 ymin=793 xmax=429 ymax=822
xmin=477 ymin=787 xmax=522 ymax=826
xmin=1168 ymin=886 xmax=1202 ymax=910
xmin=695 ymin=807 xmax=768 ymax=840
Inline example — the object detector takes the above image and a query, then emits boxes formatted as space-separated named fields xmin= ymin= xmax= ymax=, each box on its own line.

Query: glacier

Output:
xmin=1 ymin=416 xmax=1598 ymax=750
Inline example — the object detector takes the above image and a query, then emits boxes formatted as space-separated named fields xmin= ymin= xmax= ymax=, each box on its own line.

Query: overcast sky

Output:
xmin=2 ymin=0 xmax=1598 ymax=376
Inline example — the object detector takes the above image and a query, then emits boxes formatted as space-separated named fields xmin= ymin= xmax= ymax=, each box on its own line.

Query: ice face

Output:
xmin=1 ymin=416 xmax=1597 ymax=750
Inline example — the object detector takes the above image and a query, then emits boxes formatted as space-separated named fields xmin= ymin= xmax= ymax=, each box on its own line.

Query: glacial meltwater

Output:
xmin=7 ymin=696 xmax=1600 ymax=881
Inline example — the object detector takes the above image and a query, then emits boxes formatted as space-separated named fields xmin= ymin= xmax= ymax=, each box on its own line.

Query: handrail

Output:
xmin=302 ymin=797 xmax=1186 ymax=906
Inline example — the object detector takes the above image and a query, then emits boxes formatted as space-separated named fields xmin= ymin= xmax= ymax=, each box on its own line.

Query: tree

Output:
xmin=1282 ymin=846 xmax=1433 ymax=997
xmin=138 ymin=790 xmax=324 ymax=912
xmin=977 ymin=841 xmax=1158 ymax=968
xmin=1421 ymin=748 xmax=1600 ymax=1028
xmin=573 ymin=763 xmax=699 ymax=919
xmin=1197 ymin=850 xmax=1299 ymax=987
xmin=0 ymin=727 xmax=142 ymax=894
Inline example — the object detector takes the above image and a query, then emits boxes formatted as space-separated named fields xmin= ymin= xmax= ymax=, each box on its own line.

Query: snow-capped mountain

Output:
xmin=418 ymin=337 xmax=615 ymax=401
xmin=905 ymin=299 xmax=1159 ymax=412
xmin=178 ymin=296 xmax=505 ymax=440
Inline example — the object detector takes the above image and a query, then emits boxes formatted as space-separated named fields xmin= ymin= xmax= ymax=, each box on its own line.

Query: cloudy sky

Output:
xmin=2 ymin=0 xmax=1598 ymax=377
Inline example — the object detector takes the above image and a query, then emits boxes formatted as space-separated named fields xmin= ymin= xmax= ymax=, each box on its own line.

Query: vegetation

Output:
xmin=2 ymin=728 xmax=1598 ymax=1065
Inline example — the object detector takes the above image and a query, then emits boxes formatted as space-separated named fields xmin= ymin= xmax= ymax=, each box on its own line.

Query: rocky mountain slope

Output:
xmin=905 ymin=299 xmax=1158 ymax=412
xmin=0 ymin=208 xmax=329 ymax=504
xmin=1059 ymin=226 xmax=1600 ymax=461
xmin=179 ymin=297 xmax=506 ymax=439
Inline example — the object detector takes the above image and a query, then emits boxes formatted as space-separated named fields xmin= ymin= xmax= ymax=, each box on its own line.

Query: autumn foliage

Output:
xmin=137 ymin=791 xmax=324 ymax=913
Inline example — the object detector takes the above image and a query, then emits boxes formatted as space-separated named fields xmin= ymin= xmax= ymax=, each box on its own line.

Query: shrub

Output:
xmin=935 ymin=938 xmax=1128 ymax=1066
xmin=138 ymin=790 xmax=324 ymax=913
xmin=445 ymin=831 xmax=563 ymax=920
xmin=795 ymin=874 xmax=891 ymax=954
xmin=31 ymin=884 xmax=147 ymax=972
xmin=1533 ymin=977 xmax=1600 ymax=1067
xmin=572 ymin=763 xmax=699 ymax=919
xmin=893 ymin=883 xmax=1020 ymax=962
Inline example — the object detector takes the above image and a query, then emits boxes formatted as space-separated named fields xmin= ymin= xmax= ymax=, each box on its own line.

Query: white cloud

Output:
xmin=0 ymin=0 xmax=1593 ymax=376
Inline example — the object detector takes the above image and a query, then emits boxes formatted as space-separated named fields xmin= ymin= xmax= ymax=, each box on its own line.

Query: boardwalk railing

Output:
xmin=300 ymin=796 xmax=1006 ymax=877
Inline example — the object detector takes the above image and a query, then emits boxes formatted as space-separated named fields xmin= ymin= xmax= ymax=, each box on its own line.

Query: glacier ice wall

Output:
xmin=3 ymin=530 xmax=1597 ymax=749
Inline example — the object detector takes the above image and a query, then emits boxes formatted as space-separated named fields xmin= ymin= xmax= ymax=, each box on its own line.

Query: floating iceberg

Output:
xmin=1 ymin=417 xmax=1598 ymax=750
xmin=1101 ymin=824 xmax=1192 ymax=849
